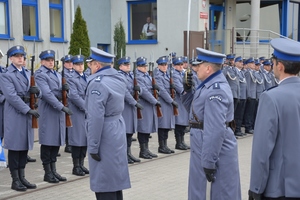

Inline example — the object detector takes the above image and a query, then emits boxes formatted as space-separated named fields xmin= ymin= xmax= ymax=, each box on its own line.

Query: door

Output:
xmin=209 ymin=5 xmax=225 ymax=53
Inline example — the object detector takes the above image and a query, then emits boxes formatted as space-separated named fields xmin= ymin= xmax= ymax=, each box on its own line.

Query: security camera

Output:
xmin=239 ymin=14 xmax=251 ymax=22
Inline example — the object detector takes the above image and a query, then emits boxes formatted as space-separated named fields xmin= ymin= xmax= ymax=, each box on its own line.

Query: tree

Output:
xmin=69 ymin=5 xmax=90 ymax=69
xmin=113 ymin=18 xmax=126 ymax=70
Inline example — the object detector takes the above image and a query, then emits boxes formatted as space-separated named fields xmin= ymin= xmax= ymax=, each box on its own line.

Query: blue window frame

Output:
xmin=127 ymin=0 xmax=158 ymax=45
xmin=22 ymin=0 xmax=39 ymax=41
xmin=0 ymin=0 xmax=11 ymax=39
xmin=49 ymin=0 xmax=64 ymax=42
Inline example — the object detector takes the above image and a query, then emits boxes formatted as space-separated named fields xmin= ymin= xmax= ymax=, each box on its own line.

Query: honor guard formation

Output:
xmin=1 ymin=37 xmax=300 ymax=200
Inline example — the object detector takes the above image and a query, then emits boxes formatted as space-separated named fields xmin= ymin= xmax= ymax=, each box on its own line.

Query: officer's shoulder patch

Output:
xmin=91 ymin=90 xmax=101 ymax=96
xmin=209 ymin=95 xmax=222 ymax=101
xmin=213 ymin=82 xmax=220 ymax=89
xmin=266 ymin=85 xmax=277 ymax=91
xmin=94 ymin=75 xmax=103 ymax=82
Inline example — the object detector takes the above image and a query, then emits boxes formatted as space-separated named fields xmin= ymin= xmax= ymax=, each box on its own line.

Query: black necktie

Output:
xmin=147 ymin=24 xmax=150 ymax=32
xmin=81 ymin=74 xmax=87 ymax=82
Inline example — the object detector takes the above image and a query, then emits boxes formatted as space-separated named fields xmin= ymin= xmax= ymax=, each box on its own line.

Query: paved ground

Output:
xmin=0 ymin=130 xmax=252 ymax=200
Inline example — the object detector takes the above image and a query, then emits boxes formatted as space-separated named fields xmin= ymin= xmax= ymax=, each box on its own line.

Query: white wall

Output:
xmin=0 ymin=0 xmax=73 ymax=69
xmin=111 ymin=0 xmax=201 ymax=62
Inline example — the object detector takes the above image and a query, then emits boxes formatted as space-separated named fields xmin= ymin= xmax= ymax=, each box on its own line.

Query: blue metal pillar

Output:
xmin=281 ymin=0 xmax=289 ymax=37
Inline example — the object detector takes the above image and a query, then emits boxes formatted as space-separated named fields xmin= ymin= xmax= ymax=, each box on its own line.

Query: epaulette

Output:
xmin=266 ymin=85 xmax=277 ymax=91
xmin=212 ymin=82 xmax=220 ymax=89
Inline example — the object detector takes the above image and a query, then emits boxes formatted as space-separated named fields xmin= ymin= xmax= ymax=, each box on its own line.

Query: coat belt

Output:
xmin=189 ymin=121 xmax=233 ymax=130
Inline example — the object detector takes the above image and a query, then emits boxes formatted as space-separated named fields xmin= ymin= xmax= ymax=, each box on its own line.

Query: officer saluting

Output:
xmin=85 ymin=47 xmax=130 ymax=200
xmin=35 ymin=50 xmax=72 ymax=183
xmin=1 ymin=45 xmax=40 ymax=191
xmin=182 ymin=48 xmax=241 ymax=200
xmin=249 ymin=38 xmax=300 ymax=199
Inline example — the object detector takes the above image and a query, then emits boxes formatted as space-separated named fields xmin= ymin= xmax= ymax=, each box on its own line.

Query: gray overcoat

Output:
xmin=85 ymin=66 xmax=130 ymax=193
xmin=136 ymin=70 xmax=158 ymax=133
xmin=0 ymin=66 xmax=7 ymax=139
xmin=1 ymin=65 xmax=34 ymax=150
xmin=250 ymin=77 xmax=300 ymax=198
xmin=35 ymin=66 xmax=65 ymax=146
xmin=223 ymin=66 xmax=240 ymax=99
xmin=155 ymin=69 xmax=175 ymax=129
xmin=245 ymin=69 xmax=257 ymax=99
xmin=173 ymin=69 xmax=189 ymax=126
xmin=182 ymin=70 xmax=241 ymax=200
xmin=67 ymin=71 xmax=87 ymax=146
xmin=118 ymin=70 xmax=138 ymax=134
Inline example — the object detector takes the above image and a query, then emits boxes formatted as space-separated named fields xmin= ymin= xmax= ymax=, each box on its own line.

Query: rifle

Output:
xmin=150 ymin=61 xmax=163 ymax=118
xmin=30 ymin=41 xmax=38 ymax=128
xmin=133 ymin=58 xmax=142 ymax=119
xmin=61 ymin=56 xmax=72 ymax=127
xmin=169 ymin=56 xmax=179 ymax=116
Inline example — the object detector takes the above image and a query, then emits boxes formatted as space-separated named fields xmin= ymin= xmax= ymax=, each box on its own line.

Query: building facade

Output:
xmin=0 ymin=0 xmax=299 ymax=68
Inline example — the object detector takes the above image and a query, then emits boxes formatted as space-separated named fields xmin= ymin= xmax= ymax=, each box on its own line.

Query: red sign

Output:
xmin=200 ymin=12 xmax=208 ymax=19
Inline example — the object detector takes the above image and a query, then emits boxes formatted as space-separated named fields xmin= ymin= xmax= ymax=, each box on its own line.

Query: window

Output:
xmin=49 ymin=0 xmax=64 ymax=42
xmin=127 ymin=0 xmax=157 ymax=44
xmin=22 ymin=0 xmax=39 ymax=40
xmin=0 ymin=0 xmax=10 ymax=38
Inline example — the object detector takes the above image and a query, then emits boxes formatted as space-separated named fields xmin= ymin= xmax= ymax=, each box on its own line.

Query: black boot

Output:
xmin=72 ymin=159 xmax=85 ymax=176
xmin=146 ymin=142 xmax=158 ymax=157
xmin=164 ymin=140 xmax=175 ymax=153
xmin=80 ymin=158 xmax=89 ymax=174
xmin=64 ymin=145 xmax=72 ymax=153
xmin=27 ymin=155 xmax=36 ymax=163
xmin=181 ymin=134 xmax=190 ymax=149
xmin=139 ymin=143 xmax=152 ymax=159
xmin=158 ymin=140 xmax=171 ymax=154
xmin=19 ymin=169 xmax=36 ymax=189
xmin=43 ymin=164 xmax=59 ymax=183
xmin=128 ymin=147 xmax=141 ymax=163
xmin=11 ymin=170 xmax=27 ymax=191
xmin=51 ymin=162 xmax=67 ymax=181
xmin=127 ymin=155 xmax=134 ymax=164
xmin=175 ymin=136 xmax=188 ymax=150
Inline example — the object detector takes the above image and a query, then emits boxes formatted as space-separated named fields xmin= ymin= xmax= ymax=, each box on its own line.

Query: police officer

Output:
xmin=223 ymin=54 xmax=240 ymax=111
xmin=190 ymin=58 xmax=202 ymax=88
xmin=244 ymin=57 xmax=257 ymax=134
xmin=249 ymin=38 xmax=300 ymax=200
xmin=0 ymin=49 xmax=7 ymax=140
xmin=172 ymin=56 xmax=189 ymax=150
xmin=117 ymin=56 xmax=142 ymax=164
xmin=67 ymin=55 xmax=89 ymax=176
xmin=182 ymin=47 xmax=241 ymax=200
xmin=1 ymin=45 xmax=40 ymax=191
xmin=254 ymin=59 xmax=265 ymax=100
xmin=182 ymin=56 xmax=188 ymax=70
xmin=262 ymin=59 xmax=275 ymax=90
xmin=35 ymin=50 xmax=72 ymax=183
xmin=253 ymin=59 xmax=265 ymax=126
xmin=155 ymin=56 xmax=177 ymax=154
xmin=85 ymin=47 xmax=130 ymax=200
xmin=135 ymin=57 xmax=160 ymax=159
xmin=234 ymin=56 xmax=247 ymax=137
xmin=84 ymin=57 xmax=92 ymax=76
xmin=62 ymin=54 xmax=73 ymax=153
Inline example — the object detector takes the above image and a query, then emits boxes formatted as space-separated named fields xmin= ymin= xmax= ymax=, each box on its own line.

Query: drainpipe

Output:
xmin=250 ymin=0 xmax=260 ymax=57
